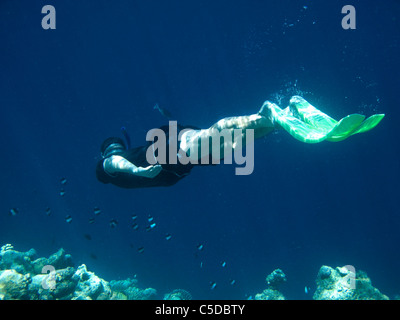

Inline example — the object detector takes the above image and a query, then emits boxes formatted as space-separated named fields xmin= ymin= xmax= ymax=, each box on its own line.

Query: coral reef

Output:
xmin=0 ymin=269 xmax=31 ymax=300
xmin=253 ymin=265 xmax=390 ymax=300
xmin=163 ymin=289 xmax=193 ymax=300
xmin=110 ymin=278 xmax=157 ymax=300
xmin=71 ymin=264 xmax=112 ymax=300
xmin=1 ymin=244 xmax=392 ymax=300
xmin=313 ymin=265 xmax=389 ymax=300
xmin=0 ymin=244 xmax=170 ymax=300
xmin=255 ymin=269 xmax=287 ymax=300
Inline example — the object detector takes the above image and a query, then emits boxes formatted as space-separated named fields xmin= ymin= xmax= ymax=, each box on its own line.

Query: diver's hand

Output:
xmin=134 ymin=164 xmax=162 ymax=178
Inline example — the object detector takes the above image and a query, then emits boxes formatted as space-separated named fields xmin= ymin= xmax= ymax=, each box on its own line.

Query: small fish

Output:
xmin=131 ymin=223 xmax=139 ymax=230
xmin=221 ymin=261 xmax=226 ymax=268
xmin=230 ymin=279 xmax=236 ymax=285
xmin=210 ymin=282 xmax=217 ymax=290
xmin=200 ymin=262 xmax=203 ymax=268
xmin=305 ymin=286 xmax=311 ymax=294
xmin=109 ymin=219 xmax=118 ymax=228
xmin=88 ymin=218 xmax=95 ymax=224
xmin=137 ymin=247 xmax=145 ymax=254
xmin=45 ymin=207 xmax=51 ymax=216
xmin=90 ymin=253 xmax=97 ymax=260
xmin=65 ymin=215 xmax=72 ymax=223
xmin=147 ymin=214 xmax=154 ymax=223
xmin=165 ymin=233 xmax=172 ymax=240
xmin=84 ymin=234 xmax=92 ymax=240
xmin=60 ymin=177 xmax=67 ymax=185
xmin=154 ymin=103 xmax=172 ymax=119
xmin=145 ymin=223 xmax=156 ymax=232
xmin=9 ymin=208 xmax=19 ymax=216
xmin=131 ymin=214 xmax=137 ymax=221
xmin=93 ymin=207 xmax=101 ymax=216
xmin=59 ymin=189 xmax=66 ymax=196
xmin=197 ymin=244 xmax=204 ymax=251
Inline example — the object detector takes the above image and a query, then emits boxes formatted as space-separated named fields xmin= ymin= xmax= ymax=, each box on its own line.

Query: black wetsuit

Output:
xmin=96 ymin=125 xmax=200 ymax=189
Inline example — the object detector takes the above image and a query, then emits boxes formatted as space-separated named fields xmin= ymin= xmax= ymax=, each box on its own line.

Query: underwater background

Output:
xmin=0 ymin=0 xmax=399 ymax=299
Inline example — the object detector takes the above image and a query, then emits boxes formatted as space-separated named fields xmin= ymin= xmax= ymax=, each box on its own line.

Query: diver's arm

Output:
xmin=103 ymin=155 xmax=162 ymax=178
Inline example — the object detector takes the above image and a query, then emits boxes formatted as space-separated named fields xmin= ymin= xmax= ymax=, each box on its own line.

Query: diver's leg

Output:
xmin=209 ymin=113 xmax=274 ymax=140
xmin=180 ymin=113 xmax=274 ymax=162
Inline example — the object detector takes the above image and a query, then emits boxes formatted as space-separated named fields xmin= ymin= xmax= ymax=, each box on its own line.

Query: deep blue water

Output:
xmin=0 ymin=0 xmax=399 ymax=299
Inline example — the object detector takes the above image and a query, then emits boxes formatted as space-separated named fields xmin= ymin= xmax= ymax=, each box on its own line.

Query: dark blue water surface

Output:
xmin=1 ymin=0 xmax=399 ymax=299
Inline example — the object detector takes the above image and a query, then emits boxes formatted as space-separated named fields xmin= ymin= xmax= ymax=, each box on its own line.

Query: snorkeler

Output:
xmin=96 ymin=96 xmax=384 ymax=189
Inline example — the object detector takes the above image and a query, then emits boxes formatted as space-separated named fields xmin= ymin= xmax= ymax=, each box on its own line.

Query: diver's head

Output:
xmin=101 ymin=137 xmax=126 ymax=158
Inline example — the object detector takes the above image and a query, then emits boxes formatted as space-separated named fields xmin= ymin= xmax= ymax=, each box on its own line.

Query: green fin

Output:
xmin=266 ymin=101 xmax=329 ymax=143
xmin=264 ymin=98 xmax=385 ymax=144
xmin=289 ymin=96 xmax=338 ymax=131
xmin=326 ymin=114 xmax=365 ymax=142
xmin=352 ymin=114 xmax=385 ymax=134
xmin=326 ymin=114 xmax=385 ymax=141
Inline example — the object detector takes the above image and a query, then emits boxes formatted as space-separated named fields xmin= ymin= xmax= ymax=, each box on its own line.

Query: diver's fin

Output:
xmin=352 ymin=114 xmax=385 ymax=134
xmin=264 ymin=101 xmax=329 ymax=143
xmin=264 ymin=98 xmax=385 ymax=144
xmin=326 ymin=113 xmax=385 ymax=141
xmin=289 ymin=96 xmax=338 ymax=131
xmin=325 ymin=114 xmax=365 ymax=142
